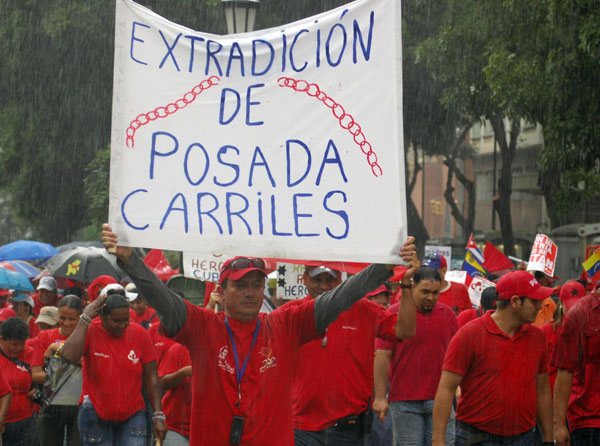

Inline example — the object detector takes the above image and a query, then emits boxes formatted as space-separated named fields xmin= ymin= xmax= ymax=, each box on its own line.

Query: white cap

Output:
xmin=12 ymin=293 xmax=35 ymax=308
xmin=37 ymin=276 xmax=57 ymax=291
xmin=99 ymin=283 xmax=137 ymax=302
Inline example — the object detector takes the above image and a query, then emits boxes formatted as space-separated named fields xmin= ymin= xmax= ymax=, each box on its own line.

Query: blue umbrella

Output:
xmin=0 ymin=261 xmax=41 ymax=279
xmin=0 ymin=267 xmax=35 ymax=292
xmin=0 ymin=240 xmax=59 ymax=261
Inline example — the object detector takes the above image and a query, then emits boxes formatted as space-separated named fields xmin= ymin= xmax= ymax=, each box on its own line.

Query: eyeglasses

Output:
xmin=225 ymin=257 xmax=266 ymax=271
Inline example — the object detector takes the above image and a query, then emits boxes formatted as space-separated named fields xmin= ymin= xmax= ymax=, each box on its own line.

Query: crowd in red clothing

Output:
xmin=0 ymin=237 xmax=599 ymax=446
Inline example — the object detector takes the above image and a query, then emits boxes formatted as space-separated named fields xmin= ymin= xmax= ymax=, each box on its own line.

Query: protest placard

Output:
xmin=108 ymin=0 xmax=406 ymax=264
xmin=467 ymin=276 xmax=496 ymax=307
xmin=527 ymin=234 xmax=558 ymax=277
xmin=275 ymin=263 xmax=308 ymax=299
xmin=445 ymin=270 xmax=467 ymax=285
xmin=424 ymin=245 xmax=451 ymax=269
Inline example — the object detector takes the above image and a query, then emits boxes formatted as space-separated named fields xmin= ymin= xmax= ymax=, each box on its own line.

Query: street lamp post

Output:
xmin=221 ymin=0 xmax=260 ymax=34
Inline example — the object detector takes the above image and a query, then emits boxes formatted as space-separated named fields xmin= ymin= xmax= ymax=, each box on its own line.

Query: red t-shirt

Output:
xmin=158 ymin=343 xmax=192 ymax=437
xmin=443 ymin=312 xmax=548 ymax=435
xmin=28 ymin=316 xmax=39 ymax=340
xmin=173 ymin=299 xmax=319 ymax=446
xmin=438 ymin=282 xmax=472 ymax=315
xmin=149 ymin=321 xmax=176 ymax=367
xmin=130 ymin=307 xmax=158 ymax=328
xmin=376 ymin=302 xmax=457 ymax=401
xmin=0 ymin=371 xmax=10 ymax=398
xmin=32 ymin=327 xmax=69 ymax=367
xmin=80 ymin=318 xmax=156 ymax=422
xmin=540 ymin=321 xmax=559 ymax=394
xmin=0 ymin=345 xmax=35 ymax=423
xmin=286 ymin=297 xmax=397 ymax=431
xmin=551 ymin=292 xmax=600 ymax=430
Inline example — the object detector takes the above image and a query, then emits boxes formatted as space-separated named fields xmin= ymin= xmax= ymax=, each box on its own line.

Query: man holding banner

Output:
xmin=101 ymin=224 xmax=417 ymax=446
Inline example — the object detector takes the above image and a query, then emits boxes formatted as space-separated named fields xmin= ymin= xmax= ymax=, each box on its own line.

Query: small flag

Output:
xmin=583 ymin=249 xmax=600 ymax=283
xmin=463 ymin=234 xmax=488 ymax=278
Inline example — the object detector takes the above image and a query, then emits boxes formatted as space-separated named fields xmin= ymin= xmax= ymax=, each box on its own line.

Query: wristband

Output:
xmin=152 ymin=411 xmax=166 ymax=421
xmin=80 ymin=314 xmax=92 ymax=326
xmin=400 ymin=283 xmax=412 ymax=289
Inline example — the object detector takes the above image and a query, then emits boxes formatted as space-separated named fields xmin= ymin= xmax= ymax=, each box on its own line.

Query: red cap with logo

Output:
xmin=219 ymin=257 xmax=267 ymax=286
xmin=496 ymin=270 xmax=554 ymax=300
xmin=559 ymin=281 xmax=587 ymax=310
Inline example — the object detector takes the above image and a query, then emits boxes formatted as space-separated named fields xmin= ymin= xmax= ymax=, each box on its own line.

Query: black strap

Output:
xmin=477 ymin=307 xmax=482 ymax=318
xmin=0 ymin=346 xmax=31 ymax=373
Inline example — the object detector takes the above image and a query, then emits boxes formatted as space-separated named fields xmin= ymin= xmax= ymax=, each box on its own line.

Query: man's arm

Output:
xmin=395 ymin=251 xmax=419 ymax=339
xmin=159 ymin=366 xmax=192 ymax=392
xmin=553 ymin=368 xmax=573 ymax=446
xmin=143 ymin=361 xmax=167 ymax=443
xmin=102 ymin=224 xmax=187 ymax=336
xmin=433 ymin=370 xmax=463 ymax=446
xmin=536 ymin=372 xmax=553 ymax=443
xmin=313 ymin=237 xmax=416 ymax=334
xmin=373 ymin=349 xmax=392 ymax=423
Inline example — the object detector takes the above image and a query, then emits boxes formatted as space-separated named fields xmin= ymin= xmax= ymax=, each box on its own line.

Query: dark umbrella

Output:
xmin=0 ymin=240 xmax=59 ymax=261
xmin=45 ymin=247 xmax=126 ymax=283
xmin=56 ymin=241 xmax=103 ymax=253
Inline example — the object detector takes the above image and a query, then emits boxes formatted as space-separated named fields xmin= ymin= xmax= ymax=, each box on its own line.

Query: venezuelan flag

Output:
xmin=583 ymin=250 xmax=600 ymax=282
xmin=463 ymin=234 xmax=488 ymax=278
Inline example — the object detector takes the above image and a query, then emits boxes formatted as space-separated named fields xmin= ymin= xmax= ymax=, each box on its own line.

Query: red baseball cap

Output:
xmin=0 ymin=307 xmax=16 ymax=322
xmin=219 ymin=256 xmax=267 ymax=286
xmin=496 ymin=270 xmax=554 ymax=300
xmin=365 ymin=285 xmax=390 ymax=299
xmin=559 ymin=281 xmax=587 ymax=310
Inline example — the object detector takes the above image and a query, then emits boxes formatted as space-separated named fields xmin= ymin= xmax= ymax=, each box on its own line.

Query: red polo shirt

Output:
xmin=551 ymin=292 xmax=600 ymax=430
xmin=130 ymin=307 xmax=157 ymax=328
xmin=376 ymin=302 xmax=457 ymax=401
xmin=286 ymin=297 xmax=397 ymax=431
xmin=0 ymin=346 xmax=35 ymax=423
xmin=158 ymin=343 xmax=192 ymax=438
xmin=80 ymin=318 xmax=156 ymax=422
xmin=443 ymin=312 xmax=548 ymax=436
xmin=540 ymin=321 xmax=559 ymax=393
xmin=173 ymin=298 xmax=319 ymax=446
xmin=438 ymin=282 xmax=472 ymax=315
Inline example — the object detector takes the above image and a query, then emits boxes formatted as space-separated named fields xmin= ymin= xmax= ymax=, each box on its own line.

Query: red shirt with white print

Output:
xmin=158 ymin=343 xmax=192 ymax=437
xmin=0 ymin=345 xmax=35 ymax=422
xmin=149 ymin=321 xmax=176 ymax=367
xmin=80 ymin=318 xmax=156 ymax=422
xmin=31 ymin=327 xmax=68 ymax=368
xmin=173 ymin=299 xmax=319 ymax=446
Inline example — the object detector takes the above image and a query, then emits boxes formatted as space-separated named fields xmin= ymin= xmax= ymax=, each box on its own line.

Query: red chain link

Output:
xmin=277 ymin=77 xmax=383 ymax=177
xmin=125 ymin=76 xmax=221 ymax=148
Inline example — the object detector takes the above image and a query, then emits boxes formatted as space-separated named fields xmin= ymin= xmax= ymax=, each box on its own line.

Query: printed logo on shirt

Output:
xmin=342 ymin=325 xmax=358 ymax=330
xmin=128 ymin=350 xmax=140 ymax=364
xmin=217 ymin=346 xmax=234 ymax=374
xmin=94 ymin=352 xmax=110 ymax=359
xmin=259 ymin=343 xmax=277 ymax=373
xmin=16 ymin=364 xmax=28 ymax=372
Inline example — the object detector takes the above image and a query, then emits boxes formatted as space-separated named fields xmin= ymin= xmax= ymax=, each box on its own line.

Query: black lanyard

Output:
xmin=224 ymin=316 xmax=261 ymax=407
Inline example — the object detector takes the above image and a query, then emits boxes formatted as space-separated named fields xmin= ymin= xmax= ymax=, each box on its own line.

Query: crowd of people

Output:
xmin=0 ymin=226 xmax=598 ymax=446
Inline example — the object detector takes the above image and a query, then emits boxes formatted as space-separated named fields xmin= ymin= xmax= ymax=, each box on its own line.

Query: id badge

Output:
xmin=229 ymin=416 xmax=245 ymax=445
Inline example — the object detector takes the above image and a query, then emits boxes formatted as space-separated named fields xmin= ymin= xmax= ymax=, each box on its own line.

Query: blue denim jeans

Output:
xmin=78 ymin=399 xmax=147 ymax=446
xmin=454 ymin=423 xmax=539 ymax=446
xmin=391 ymin=400 xmax=455 ymax=446
xmin=295 ymin=426 xmax=366 ymax=446
xmin=3 ymin=414 xmax=39 ymax=446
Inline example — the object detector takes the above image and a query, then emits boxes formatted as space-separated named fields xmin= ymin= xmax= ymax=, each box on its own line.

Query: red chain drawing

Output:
xmin=125 ymin=76 xmax=221 ymax=148
xmin=277 ymin=77 xmax=383 ymax=177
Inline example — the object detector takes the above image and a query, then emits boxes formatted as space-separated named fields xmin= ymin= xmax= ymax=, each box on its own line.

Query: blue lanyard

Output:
xmin=224 ymin=316 xmax=261 ymax=406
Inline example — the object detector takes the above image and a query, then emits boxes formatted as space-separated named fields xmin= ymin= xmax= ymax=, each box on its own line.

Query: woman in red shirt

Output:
xmin=61 ymin=287 xmax=167 ymax=445
xmin=32 ymin=295 xmax=85 ymax=446
xmin=0 ymin=317 xmax=38 ymax=445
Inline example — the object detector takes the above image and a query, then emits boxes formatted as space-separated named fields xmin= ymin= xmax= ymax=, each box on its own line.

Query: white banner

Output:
xmin=108 ymin=0 xmax=406 ymax=264
xmin=467 ymin=276 xmax=496 ymax=307
xmin=527 ymin=234 xmax=558 ymax=277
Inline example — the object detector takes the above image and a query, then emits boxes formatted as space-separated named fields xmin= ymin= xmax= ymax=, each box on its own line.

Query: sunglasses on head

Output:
xmin=226 ymin=257 xmax=266 ymax=271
